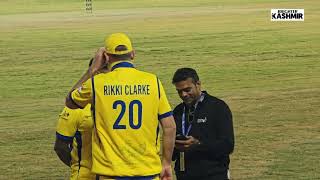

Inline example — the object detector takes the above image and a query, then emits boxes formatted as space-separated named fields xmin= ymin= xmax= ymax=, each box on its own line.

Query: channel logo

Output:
xmin=271 ymin=9 xmax=304 ymax=21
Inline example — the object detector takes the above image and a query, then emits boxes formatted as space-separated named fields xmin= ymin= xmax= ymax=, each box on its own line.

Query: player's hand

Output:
xmin=175 ymin=136 xmax=200 ymax=151
xmin=89 ymin=47 xmax=109 ymax=76
xmin=160 ymin=164 xmax=173 ymax=180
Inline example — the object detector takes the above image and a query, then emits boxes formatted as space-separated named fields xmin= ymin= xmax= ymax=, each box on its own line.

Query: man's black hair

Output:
xmin=88 ymin=58 xmax=94 ymax=67
xmin=108 ymin=45 xmax=132 ymax=60
xmin=108 ymin=53 xmax=132 ymax=60
xmin=172 ymin=68 xmax=199 ymax=84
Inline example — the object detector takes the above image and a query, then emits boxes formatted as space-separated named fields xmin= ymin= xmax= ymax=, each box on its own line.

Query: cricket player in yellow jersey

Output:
xmin=54 ymin=104 xmax=95 ymax=180
xmin=65 ymin=33 xmax=176 ymax=180
xmin=55 ymin=58 xmax=109 ymax=180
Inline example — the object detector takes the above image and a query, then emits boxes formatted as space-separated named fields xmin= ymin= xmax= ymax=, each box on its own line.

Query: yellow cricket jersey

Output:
xmin=56 ymin=105 xmax=95 ymax=180
xmin=71 ymin=61 xmax=172 ymax=177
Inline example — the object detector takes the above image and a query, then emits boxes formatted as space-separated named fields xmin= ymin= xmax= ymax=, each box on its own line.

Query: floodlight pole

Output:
xmin=85 ymin=0 xmax=93 ymax=13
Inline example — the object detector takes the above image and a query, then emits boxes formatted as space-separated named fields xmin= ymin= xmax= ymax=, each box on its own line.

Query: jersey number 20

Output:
xmin=113 ymin=100 xmax=142 ymax=129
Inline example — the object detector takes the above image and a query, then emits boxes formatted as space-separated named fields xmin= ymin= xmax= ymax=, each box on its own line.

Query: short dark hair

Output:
xmin=108 ymin=45 xmax=132 ymax=60
xmin=172 ymin=68 xmax=199 ymax=84
xmin=115 ymin=45 xmax=128 ymax=52
xmin=108 ymin=52 xmax=132 ymax=60
xmin=88 ymin=58 xmax=94 ymax=67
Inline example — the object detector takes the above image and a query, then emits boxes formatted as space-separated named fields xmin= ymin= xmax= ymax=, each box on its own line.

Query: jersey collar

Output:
xmin=110 ymin=61 xmax=134 ymax=71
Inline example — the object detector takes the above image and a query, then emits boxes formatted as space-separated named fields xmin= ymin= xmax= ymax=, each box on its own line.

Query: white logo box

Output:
xmin=271 ymin=9 xmax=304 ymax=21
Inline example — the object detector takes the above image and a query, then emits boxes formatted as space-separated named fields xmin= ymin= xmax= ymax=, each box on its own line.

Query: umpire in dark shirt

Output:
xmin=172 ymin=68 xmax=234 ymax=180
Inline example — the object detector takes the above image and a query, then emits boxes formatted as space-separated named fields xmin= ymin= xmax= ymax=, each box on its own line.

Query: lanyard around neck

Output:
xmin=181 ymin=93 xmax=205 ymax=136
xmin=182 ymin=106 xmax=193 ymax=136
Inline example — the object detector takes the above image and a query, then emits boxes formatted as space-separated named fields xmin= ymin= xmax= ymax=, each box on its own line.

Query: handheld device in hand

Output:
xmin=176 ymin=134 xmax=188 ymax=140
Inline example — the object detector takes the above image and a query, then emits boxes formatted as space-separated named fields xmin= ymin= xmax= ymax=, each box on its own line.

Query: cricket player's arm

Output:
xmin=65 ymin=78 xmax=92 ymax=109
xmin=54 ymin=107 xmax=80 ymax=167
xmin=69 ymin=69 xmax=91 ymax=94
xmin=157 ymin=79 xmax=176 ymax=179
xmin=157 ymin=79 xmax=176 ymax=165
xmin=159 ymin=115 xmax=176 ymax=180
xmin=160 ymin=115 xmax=176 ymax=165
xmin=70 ymin=47 xmax=109 ymax=92
xmin=54 ymin=138 xmax=72 ymax=167
xmin=66 ymin=48 xmax=108 ymax=109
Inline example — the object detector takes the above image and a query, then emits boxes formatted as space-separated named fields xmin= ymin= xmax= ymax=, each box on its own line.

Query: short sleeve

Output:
xmin=71 ymin=78 xmax=92 ymax=108
xmin=56 ymin=106 xmax=80 ymax=141
xmin=157 ymin=79 xmax=173 ymax=120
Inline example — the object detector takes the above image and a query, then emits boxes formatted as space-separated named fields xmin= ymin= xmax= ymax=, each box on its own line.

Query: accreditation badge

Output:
xmin=179 ymin=152 xmax=185 ymax=171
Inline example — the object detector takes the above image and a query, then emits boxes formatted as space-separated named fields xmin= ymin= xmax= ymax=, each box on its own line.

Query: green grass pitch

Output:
xmin=0 ymin=0 xmax=319 ymax=179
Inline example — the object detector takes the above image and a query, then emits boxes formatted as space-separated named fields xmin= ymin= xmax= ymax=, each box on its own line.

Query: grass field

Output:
xmin=0 ymin=0 xmax=319 ymax=179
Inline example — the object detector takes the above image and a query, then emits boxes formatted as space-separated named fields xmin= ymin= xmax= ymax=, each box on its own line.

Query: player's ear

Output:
xmin=196 ymin=80 xmax=201 ymax=89
xmin=130 ymin=50 xmax=135 ymax=60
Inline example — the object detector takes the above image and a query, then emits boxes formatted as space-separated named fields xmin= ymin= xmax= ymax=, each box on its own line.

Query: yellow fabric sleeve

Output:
xmin=56 ymin=106 xmax=80 ymax=141
xmin=157 ymin=79 xmax=172 ymax=119
xmin=71 ymin=78 xmax=92 ymax=108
